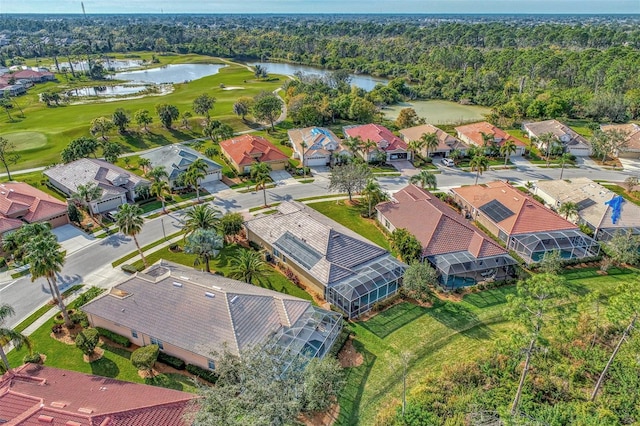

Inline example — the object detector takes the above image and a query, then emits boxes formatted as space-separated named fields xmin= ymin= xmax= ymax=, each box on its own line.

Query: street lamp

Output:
xmin=161 ymin=218 xmax=167 ymax=241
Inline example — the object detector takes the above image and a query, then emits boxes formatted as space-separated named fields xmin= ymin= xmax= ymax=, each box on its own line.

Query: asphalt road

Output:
xmin=1 ymin=162 xmax=636 ymax=328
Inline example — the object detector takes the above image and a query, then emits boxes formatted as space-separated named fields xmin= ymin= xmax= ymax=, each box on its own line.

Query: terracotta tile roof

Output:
xmin=0 ymin=216 xmax=24 ymax=234
xmin=0 ymin=364 xmax=196 ymax=426
xmin=455 ymin=121 xmax=526 ymax=148
xmin=399 ymin=124 xmax=468 ymax=152
xmin=452 ymin=181 xmax=578 ymax=235
xmin=601 ymin=123 xmax=640 ymax=151
xmin=344 ymin=124 xmax=407 ymax=152
xmin=0 ymin=182 xmax=67 ymax=232
xmin=376 ymin=185 xmax=507 ymax=258
xmin=219 ymin=134 xmax=288 ymax=166
xmin=12 ymin=70 xmax=43 ymax=79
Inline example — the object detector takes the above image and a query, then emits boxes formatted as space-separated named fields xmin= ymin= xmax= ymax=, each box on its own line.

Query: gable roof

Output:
xmin=535 ymin=178 xmax=640 ymax=232
xmin=399 ymin=124 xmax=468 ymax=152
xmin=82 ymin=260 xmax=315 ymax=356
xmin=601 ymin=123 xmax=640 ymax=151
xmin=343 ymin=124 xmax=408 ymax=152
xmin=288 ymin=127 xmax=348 ymax=157
xmin=245 ymin=201 xmax=392 ymax=286
xmin=455 ymin=121 xmax=526 ymax=148
xmin=377 ymin=185 xmax=507 ymax=259
xmin=44 ymin=159 xmax=149 ymax=200
xmin=0 ymin=182 xmax=67 ymax=231
xmin=140 ymin=145 xmax=222 ymax=182
xmin=0 ymin=364 xmax=195 ymax=426
xmin=524 ymin=119 xmax=590 ymax=148
xmin=452 ymin=181 xmax=578 ymax=235
xmin=219 ymin=134 xmax=288 ymax=166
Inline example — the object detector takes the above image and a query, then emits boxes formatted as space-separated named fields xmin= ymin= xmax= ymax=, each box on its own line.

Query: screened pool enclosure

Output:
xmin=326 ymin=256 xmax=406 ymax=318
xmin=509 ymin=229 xmax=600 ymax=264
xmin=427 ymin=251 xmax=518 ymax=290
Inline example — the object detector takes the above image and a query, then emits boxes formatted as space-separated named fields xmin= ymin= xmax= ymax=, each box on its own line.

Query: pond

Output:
xmin=67 ymin=85 xmax=149 ymax=97
xmin=112 ymin=63 xmax=226 ymax=84
xmin=247 ymin=62 xmax=389 ymax=91
xmin=384 ymin=101 xmax=491 ymax=125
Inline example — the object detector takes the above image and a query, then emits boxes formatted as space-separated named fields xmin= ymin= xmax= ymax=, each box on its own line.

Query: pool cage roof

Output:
xmin=598 ymin=226 xmax=640 ymax=241
xmin=329 ymin=256 xmax=406 ymax=302
xmin=427 ymin=251 xmax=517 ymax=276
xmin=272 ymin=306 xmax=342 ymax=360
xmin=511 ymin=229 xmax=599 ymax=258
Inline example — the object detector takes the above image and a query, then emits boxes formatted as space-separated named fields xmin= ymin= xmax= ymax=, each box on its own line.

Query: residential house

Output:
xmin=0 ymin=364 xmax=196 ymax=425
xmin=0 ymin=84 xmax=26 ymax=96
xmin=44 ymin=158 xmax=149 ymax=215
xmin=245 ymin=201 xmax=406 ymax=318
xmin=0 ymin=182 xmax=69 ymax=235
xmin=399 ymin=124 xmax=468 ymax=158
xmin=11 ymin=69 xmax=56 ymax=83
xmin=140 ymin=145 xmax=222 ymax=189
xmin=451 ymin=181 xmax=599 ymax=264
xmin=534 ymin=177 xmax=640 ymax=241
xmin=377 ymin=185 xmax=516 ymax=289
xmin=83 ymin=260 xmax=342 ymax=368
xmin=220 ymin=134 xmax=289 ymax=174
xmin=600 ymin=123 xmax=640 ymax=159
xmin=343 ymin=124 xmax=410 ymax=162
xmin=455 ymin=121 xmax=526 ymax=156
xmin=523 ymin=119 xmax=592 ymax=157
xmin=288 ymin=127 xmax=350 ymax=167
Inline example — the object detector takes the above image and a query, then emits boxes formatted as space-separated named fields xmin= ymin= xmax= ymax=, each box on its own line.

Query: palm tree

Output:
xmin=420 ymin=132 xmax=439 ymax=159
xmin=500 ymin=139 xmax=517 ymax=167
xmin=480 ymin=132 xmax=494 ymax=149
xmin=115 ymin=203 xmax=148 ymax=269
xmin=409 ymin=170 xmax=438 ymax=190
xmin=559 ymin=201 xmax=579 ymax=220
xmin=186 ymin=159 xmax=208 ymax=202
xmin=558 ymin=152 xmax=572 ymax=180
xmin=343 ymin=136 xmax=363 ymax=160
xmin=537 ymin=133 xmax=557 ymax=167
xmin=407 ymin=138 xmax=426 ymax=163
xmin=361 ymin=139 xmax=377 ymax=162
xmin=150 ymin=179 xmax=170 ymax=213
xmin=146 ymin=165 xmax=168 ymax=183
xmin=469 ymin=155 xmax=489 ymax=185
xmin=251 ymin=162 xmax=272 ymax=207
xmin=184 ymin=229 xmax=223 ymax=273
xmin=138 ymin=158 xmax=151 ymax=173
xmin=229 ymin=249 xmax=270 ymax=284
xmin=300 ymin=141 xmax=308 ymax=176
xmin=361 ymin=179 xmax=388 ymax=218
xmin=183 ymin=204 xmax=221 ymax=238
xmin=72 ymin=182 xmax=102 ymax=219
xmin=25 ymin=233 xmax=72 ymax=327
xmin=448 ymin=149 xmax=463 ymax=164
xmin=0 ymin=304 xmax=31 ymax=373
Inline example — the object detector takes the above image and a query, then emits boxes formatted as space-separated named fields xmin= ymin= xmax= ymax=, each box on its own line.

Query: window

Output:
xmin=208 ymin=359 xmax=215 ymax=370
xmin=150 ymin=336 xmax=164 ymax=350
xmin=131 ymin=329 xmax=138 ymax=338
xmin=273 ymin=248 xmax=280 ymax=258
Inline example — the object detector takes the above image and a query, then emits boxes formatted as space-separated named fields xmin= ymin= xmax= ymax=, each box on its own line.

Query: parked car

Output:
xmin=441 ymin=158 xmax=455 ymax=167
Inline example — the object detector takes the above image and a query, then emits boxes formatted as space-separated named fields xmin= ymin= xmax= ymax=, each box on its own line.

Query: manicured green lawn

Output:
xmin=1 ymin=54 xmax=285 ymax=170
xmin=1 ymin=170 xmax=67 ymax=200
xmin=307 ymin=200 xmax=392 ymax=252
xmin=337 ymin=268 xmax=639 ymax=425
xmin=602 ymin=183 xmax=640 ymax=207
xmin=131 ymin=242 xmax=313 ymax=301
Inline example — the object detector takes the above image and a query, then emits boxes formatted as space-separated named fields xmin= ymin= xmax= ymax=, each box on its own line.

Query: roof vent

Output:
xmin=205 ymin=292 xmax=215 ymax=299
xmin=50 ymin=402 xmax=67 ymax=408
xmin=230 ymin=295 xmax=239 ymax=304
xmin=77 ymin=408 xmax=93 ymax=414
xmin=172 ymin=282 xmax=183 ymax=288
xmin=66 ymin=422 xmax=82 ymax=426
xmin=37 ymin=415 xmax=54 ymax=423
xmin=179 ymin=276 xmax=190 ymax=280
xmin=211 ymin=285 xmax=221 ymax=290
xmin=513 ymin=197 xmax=519 ymax=201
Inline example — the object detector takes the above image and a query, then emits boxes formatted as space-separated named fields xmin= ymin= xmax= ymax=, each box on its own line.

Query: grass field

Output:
xmin=0 ymin=54 xmax=285 ymax=169
xmin=337 ymin=267 xmax=639 ymax=425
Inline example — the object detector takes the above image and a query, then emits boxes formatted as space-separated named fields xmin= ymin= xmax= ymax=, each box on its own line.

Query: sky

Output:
xmin=0 ymin=0 xmax=638 ymax=15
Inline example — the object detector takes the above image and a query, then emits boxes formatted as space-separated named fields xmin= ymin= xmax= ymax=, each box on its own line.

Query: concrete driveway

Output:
xmin=201 ymin=180 xmax=231 ymax=194
xmin=270 ymin=170 xmax=293 ymax=183
xmin=52 ymin=224 xmax=96 ymax=255
xmin=391 ymin=160 xmax=419 ymax=176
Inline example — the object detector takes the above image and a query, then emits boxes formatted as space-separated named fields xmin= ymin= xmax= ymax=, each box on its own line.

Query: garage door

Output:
xmin=306 ymin=157 xmax=328 ymax=166
xmin=201 ymin=171 xmax=221 ymax=183
xmin=94 ymin=197 xmax=124 ymax=214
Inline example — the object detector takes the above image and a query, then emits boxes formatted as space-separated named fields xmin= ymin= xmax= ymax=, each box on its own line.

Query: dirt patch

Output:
xmin=338 ymin=338 xmax=363 ymax=368
xmin=138 ymin=368 xmax=160 ymax=379
xmin=50 ymin=325 xmax=80 ymax=345
xmin=83 ymin=347 xmax=104 ymax=363
xmin=299 ymin=403 xmax=340 ymax=426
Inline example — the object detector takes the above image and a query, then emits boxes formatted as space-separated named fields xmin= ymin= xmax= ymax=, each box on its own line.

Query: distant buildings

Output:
xmin=600 ymin=123 xmax=640 ymax=159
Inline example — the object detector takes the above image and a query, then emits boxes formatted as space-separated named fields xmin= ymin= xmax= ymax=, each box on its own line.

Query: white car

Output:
xmin=441 ymin=158 xmax=455 ymax=167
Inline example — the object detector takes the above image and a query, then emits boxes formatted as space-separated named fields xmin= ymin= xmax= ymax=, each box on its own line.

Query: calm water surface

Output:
xmin=113 ymin=64 xmax=226 ymax=84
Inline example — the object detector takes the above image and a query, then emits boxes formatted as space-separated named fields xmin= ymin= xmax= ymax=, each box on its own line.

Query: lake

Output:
xmin=112 ymin=63 xmax=226 ymax=84
xmin=247 ymin=62 xmax=389 ymax=91
xmin=67 ymin=85 xmax=148 ymax=97
xmin=384 ymin=101 xmax=491 ymax=125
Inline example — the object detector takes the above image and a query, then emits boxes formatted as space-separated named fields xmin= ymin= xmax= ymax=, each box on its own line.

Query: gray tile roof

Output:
xmin=82 ymin=260 xmax=315 ymax=356
xmin=524 ymin=120 xmax=590 ymax=148
xmin=44 ymin=158 xmax=148 ymax=200
xmin=245 ymin=201 xmax=390 ymax=286
xmin=140 ymin=145 xmax=222 ymax=182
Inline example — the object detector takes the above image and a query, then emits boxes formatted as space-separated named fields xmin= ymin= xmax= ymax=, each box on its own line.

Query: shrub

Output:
xmin=158 ymin=352 xmax=186 ymax=370
xmin=131 ymin=344 xmax=159 ymax=374
xmin=70 ymin=310 xmax=89 ymax=327
xmin=121 ymin=264 xmax=142 ymax=274
xmin=96 ymin=327 xmax=131 ymax=347
xmin=186 ymin=363 xmax=219 ymax=384
xmin=23 ymin=352 xmax=42 ymax=364
xmin=328 ymin=324 xmax=351 ymax=357
xmin=0 ymin=257 xmax=5 ymax=268
xmin=75 ymin=328 xmax=100 ymax=355
xmin=74 ymin=287 xmax=105 ymax=307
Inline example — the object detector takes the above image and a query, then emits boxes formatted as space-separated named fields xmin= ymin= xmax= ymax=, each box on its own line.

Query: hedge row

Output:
xmin=121 ymin=264 xmax=144 ymax=274
xmin=96 ymin=327 xmax=131 ymax=347
xmin=158 ymin=352 xmax=186 ymax=370
xmin=186 ymin=363 xmax=218 ymax=384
